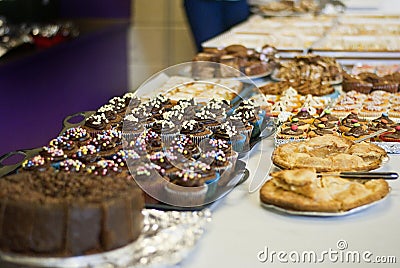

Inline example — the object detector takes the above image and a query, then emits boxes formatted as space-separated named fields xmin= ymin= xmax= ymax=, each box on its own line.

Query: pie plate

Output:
xmin=260 ymin=192 xmax=390 ymax=217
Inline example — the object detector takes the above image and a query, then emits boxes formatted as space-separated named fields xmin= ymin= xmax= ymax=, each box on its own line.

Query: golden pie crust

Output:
xmin=272 ymin=135 xmax=387 ymax=172
xmin=260 ymin=168 xmax=390 ymax=212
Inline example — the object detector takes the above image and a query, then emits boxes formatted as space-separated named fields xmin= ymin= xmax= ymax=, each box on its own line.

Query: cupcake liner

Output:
xmin=205 ymin=173 xmax=221 ymax=199
xmin=238 ymin=125 xmax=253 ymax=145
xmin=84 ymin=128 xmax=105 ymax=138
xmin=213 ymin=162 xmax=233 ymax=178
xmin=232 ymin=134 xmax=246 ymax=152
xmin=161 ymin=132 xmax=180 ymax=146
xmin=250 ymin=116 xmax=264 ymax=139
xmin=186 ymin=130 xmax=213 ymax=146
xmin=226 ymin=151 xmax=239 ymax=169
xmin=164 ymin=183 xmax=208 ymax=207
xmin=122 ymin=132 xmax=144 ymax=142
xmin=206 ymin=124 xmax=221 ymax=133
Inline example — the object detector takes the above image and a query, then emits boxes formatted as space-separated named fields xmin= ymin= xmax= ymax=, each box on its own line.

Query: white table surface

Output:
xmin=179 ymin=137 xmax=400 ymax=268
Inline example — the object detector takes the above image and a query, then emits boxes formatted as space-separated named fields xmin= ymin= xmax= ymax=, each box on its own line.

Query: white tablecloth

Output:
xmin=180 ymin=137 xmax=400 ymax=267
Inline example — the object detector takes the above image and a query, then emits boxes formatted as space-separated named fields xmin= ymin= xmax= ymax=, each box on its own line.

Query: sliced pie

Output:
xmin=272 ymin=135 xmax=387 ymax=172
xmin=260 ymin=168 xmax=390 ymax=212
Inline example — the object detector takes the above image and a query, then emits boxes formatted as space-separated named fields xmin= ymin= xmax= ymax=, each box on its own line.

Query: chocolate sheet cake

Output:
xmin=0 ymin=172 xmax=144 ymax=257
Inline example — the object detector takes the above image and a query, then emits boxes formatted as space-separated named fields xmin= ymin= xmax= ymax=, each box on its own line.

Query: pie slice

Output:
xmin=260 ymin=168 xmax=390 ymax=212
xmin=272 ymin=135 xmax=387 ymax=172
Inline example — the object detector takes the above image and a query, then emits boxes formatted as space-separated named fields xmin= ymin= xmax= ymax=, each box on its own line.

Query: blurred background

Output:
xmin=0 ymin=0 xmax=196 ymax=156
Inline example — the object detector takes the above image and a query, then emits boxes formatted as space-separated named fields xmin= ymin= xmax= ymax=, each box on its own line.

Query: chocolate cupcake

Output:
xmin=48 ymin=136 xmax=77 ymax=157
xmin=145 ymin=131 xmax=163 ymax=153
xmin=163 ymin=110 xmax=185 ymax=125
xmin=56 ymin=159 xmax=86 ymax=173
xmin=73 ymin=144 xmax=99 ymax=163
xmin=40 ymin=146 xmax=67 ymax=163
xmin=227 ymin=114 xmax=254 ymax=143
xmin=108 ymin=96 xmax=128 ymax=115
xmin=169 ymin=135 xmax=201 ymax=159
xmin=133 ymin=162 xmax=167 ymax=204
xmin=107 ymin=149 xmax=142 ymax=171
xmin=62 ymin=126 xmax=90 ymax=146
xmin=130 ymin=107 xmax=155 ymax=128
xmin=83 ymin=113 xmax=111 ymax=137
xmin=96 ymin=104 xmax=120 ymax=125
xmin=199 ymin=150 xmax=232 ymax=176
xmin=201 ymin=100 xmax=228 ymax=122
xmin=194 ymin=110 xmax=221 ymax=132
xmin=89 ymin=133 xmax=121 ymax=158
xmin=180 ymin=120 xmax=213 ymax=146
xmin=20 ymin=155 xmax=49 ymax=173
xmin=172 ymin=102 xmax=197 ymax=121
xmin=212 ymin=123 xmax=246 ymax=152
xmin=86 ymin=159 xmax=127 ymax=177
xmin=122 ymin=92 xmax=141 ymax=108
xmin=233 ymin=107 xmax=263 ymax=138
xmin=205 ymin=138 xmax=238 ymax=167
xmin=150 ymin=120 xmax=180 ymax=144
xmin=149 ymin=151 xmax=180 ymax=178
xmin=122 ymin=114 xmax=146 ymax=140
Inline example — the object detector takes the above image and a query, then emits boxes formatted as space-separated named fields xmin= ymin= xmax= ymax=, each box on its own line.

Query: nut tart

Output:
xmin=260 ymin=168 xmax=389 ymax=212
xmin=272 ymin=135 xmax=387 ymax=172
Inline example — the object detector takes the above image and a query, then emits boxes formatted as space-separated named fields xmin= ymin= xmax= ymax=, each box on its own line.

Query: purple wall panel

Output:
xmin=0 ymin=24 xmax=129 ymax=155
xmin=58 ymin=0 xmax=131 ymax=19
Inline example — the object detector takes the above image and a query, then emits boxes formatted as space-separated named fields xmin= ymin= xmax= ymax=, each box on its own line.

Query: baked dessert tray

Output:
xmin=0 ymin=208 xmax=212 ymax=268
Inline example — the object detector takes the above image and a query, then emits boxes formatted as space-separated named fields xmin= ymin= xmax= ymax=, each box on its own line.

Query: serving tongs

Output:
xmin=317 ymin=171 xmax=398 ymax=180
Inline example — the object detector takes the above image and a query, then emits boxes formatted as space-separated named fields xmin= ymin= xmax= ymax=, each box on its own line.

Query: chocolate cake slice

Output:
xmin=0 ymin=172 xmax=144 ymax=257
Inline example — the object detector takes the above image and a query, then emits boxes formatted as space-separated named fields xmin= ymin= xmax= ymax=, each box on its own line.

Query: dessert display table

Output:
xmin=181 ymin=137 xmax=400 ymax=268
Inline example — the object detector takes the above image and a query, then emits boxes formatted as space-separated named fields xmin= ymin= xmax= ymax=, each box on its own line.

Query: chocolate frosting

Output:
xmin=383 ymin=129 xmax=400 ymax=139
xmin=181 ymin=121 xmax=206 ymax=134
xmin=313 ymin=121 xmax=335 ymax=129
xmin=344 ymin=126 xmax=368 ymax=138
xmin=281 ymin=127 xmax=304 ymax=136
xmin=49 ymin=137 xmax=76 ymax=152
xmin=372 ymin=114 xmax=395 ymax=124
xmin=213 ymin=128 xmax=231 ymax=140
xmin=194 ymin=116 xmax=219 ymax=126
xmin=228 ymin=117 xmax=250 ymax=130
xmin=63 ymin=127 xmax=90 ymax=142
xmin=318 ymin=113 xmax=338 ymax=122
xmin=84 ymin=114 xmax=109 ymax=130
xmin=293 ymin=110 xmax=312 ymax=120
xmin=314 ymin=129 xmax=334 ymax=136
xmin=150 ymin=121 xmax=178 ymax=135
